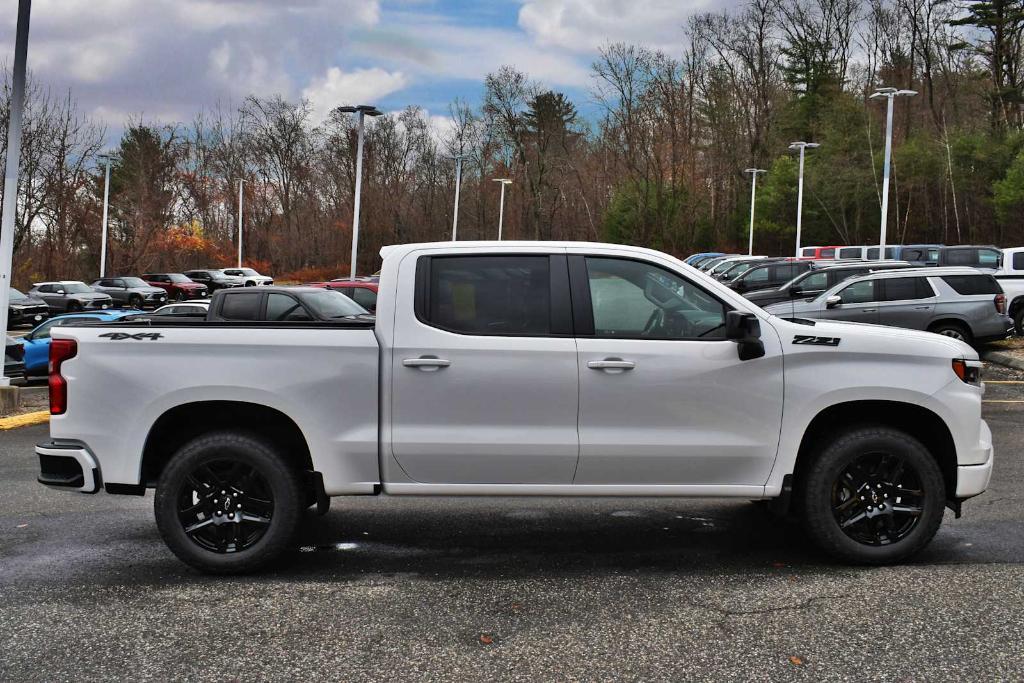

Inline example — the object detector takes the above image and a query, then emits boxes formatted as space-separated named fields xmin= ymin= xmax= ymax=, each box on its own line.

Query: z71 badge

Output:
xmin=98 ymin=332 xmax=164 ymax=341
xmin=793 ymin=334 xmax=841 ymax=347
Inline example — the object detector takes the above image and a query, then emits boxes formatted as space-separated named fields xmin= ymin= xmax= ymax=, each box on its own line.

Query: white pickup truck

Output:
xmin=37 ymin=242 xmax=993 ymax=573
xmin=996 ymin=246 xmax=1024 ymax=333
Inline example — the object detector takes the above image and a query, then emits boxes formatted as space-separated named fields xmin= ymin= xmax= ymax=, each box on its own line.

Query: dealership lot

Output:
xmin=0 ymin=372 xmax=1021 ymax=681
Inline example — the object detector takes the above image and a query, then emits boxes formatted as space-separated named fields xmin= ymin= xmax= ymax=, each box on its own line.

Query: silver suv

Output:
xmin=764 ymin=267 xmax=1013 ymax=345
xmin=91 ymin=277 xmax=168 ymax=309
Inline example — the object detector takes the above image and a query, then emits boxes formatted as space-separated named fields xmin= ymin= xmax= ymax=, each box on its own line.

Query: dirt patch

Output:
xmin=0 ymin=389 xmax=48 ymax=418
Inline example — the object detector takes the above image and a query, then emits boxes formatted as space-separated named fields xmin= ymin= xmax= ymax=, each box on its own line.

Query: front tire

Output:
xmin=800 ymin=427 xmax=946 ymax=565
xmin=1014 ymin=307 xmax=1023 ymax=336
xmin=128 ymin=294 xmax=143 ymax=309
xmin=929 ymin=322 xmax=972 ymax=345
xmin=154 ymin=431 xmax=305 ymax=574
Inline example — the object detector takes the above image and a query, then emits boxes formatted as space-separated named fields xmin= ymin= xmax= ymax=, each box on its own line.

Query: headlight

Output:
xmin=951 ymin=359 xmax=981 ymax=385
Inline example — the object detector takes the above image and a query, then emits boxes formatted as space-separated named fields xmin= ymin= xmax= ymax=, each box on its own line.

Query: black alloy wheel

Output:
xmin=176 ymin=290 xmax=186 ymax=301
xmin=831 ymin=452 xmax=924 ymax=546
xmin=176 ymin=460 xmax=275 ymax=553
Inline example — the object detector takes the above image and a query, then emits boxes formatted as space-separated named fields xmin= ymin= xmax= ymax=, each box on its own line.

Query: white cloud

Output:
xmin=518 ymin=0 xmax=711 ymax=54
xmin=302 ymin=67 xmax=410 ymax=123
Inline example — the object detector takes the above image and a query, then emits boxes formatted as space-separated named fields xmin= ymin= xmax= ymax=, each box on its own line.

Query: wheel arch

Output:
xmin=792 ymin=399 xmax=957 ymax=501
xmin=140 ymin=400 xmax=314 ymax=487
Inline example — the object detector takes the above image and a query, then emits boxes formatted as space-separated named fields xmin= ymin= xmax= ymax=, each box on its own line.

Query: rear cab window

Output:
xmin=219 ymin=292 xmax=262 ymax=320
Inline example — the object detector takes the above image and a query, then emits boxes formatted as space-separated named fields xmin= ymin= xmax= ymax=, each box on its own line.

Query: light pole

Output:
xmin=744 ymin=168 xmax=767 ymax=256
xmin=98 ymin=153 xmax=113 ymax=277
xmin=493 ymin=178 xmax=512 ymax=240
xmin=336 ymin=104 xmax=382 ymax=279
xmin=788 ymin=142 xmax=819 ymax=258
xmin=451 ymin=154 xmax=466 ymax=241
xmin=870 ymin=87 xmax=916 ymax=259
xmin=0 ymin=0 xmax=31 ymax=370
xmin=236 ymin=178 xmax=245 ymax=268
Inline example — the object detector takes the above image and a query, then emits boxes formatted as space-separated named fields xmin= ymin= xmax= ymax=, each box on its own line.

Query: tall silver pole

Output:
xmin=879 ymin=94 xmax=895 ymax=260
xmin=0 ymin=0 xmax=31 ymax=374
xmin=350 ymin=110 xmax=366 ymax=280
xmin=451 ymin=156 xmax=463 ymax=241
xmin=237 ymin=179 xmax=244 ymax=268
xmin=748 ymin=174 xmax=758 ymax=256
xmin=795 ymin=146 xmax=806 ymax=258
xmin=497 ymin=182 xmax=507 ymax=240
xmin=99 ymin=157 xmax=110 ymax=277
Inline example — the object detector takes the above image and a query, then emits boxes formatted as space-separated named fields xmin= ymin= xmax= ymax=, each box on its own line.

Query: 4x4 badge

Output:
xmin=793 ymin=335 xmax=840 ymax=347
xmin=98 ymin=332 xmax=164 ymax=341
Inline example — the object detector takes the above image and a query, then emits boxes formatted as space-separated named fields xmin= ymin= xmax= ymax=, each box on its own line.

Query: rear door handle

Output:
xmin=587 ymin=359 xmax=636 ymax=370
xmin=913 ymin=306 xmax=932 ymax=310
xmin=862 ymin=309 xmax=877 ymax=313
xmin=403 ymin=357 xmax=451 ymax=370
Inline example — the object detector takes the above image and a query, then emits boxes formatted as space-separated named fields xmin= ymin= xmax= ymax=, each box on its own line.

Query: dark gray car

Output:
xmin=745 ymin=261 xmax=913 ymax=308
xmin=29 ymin=281 xmax=114 ymax=314
xmin=764 ymin=267 xmax=1013 ymax=345
xmin=91 ymin=277 xmax=168 ymax=309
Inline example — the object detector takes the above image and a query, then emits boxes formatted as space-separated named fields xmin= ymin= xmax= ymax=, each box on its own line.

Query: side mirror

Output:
xmin=726 ymin=311 xmax=765 ymax=361
xmin=789 ymin=286 xmax=802 ymax=296
xmin=732 ymin=280 xmax=746 ymax=292
xmin=56 ymin=290 xmax=66 ymax=295
xmin=826 ymin=295 xmax=842 ymax=308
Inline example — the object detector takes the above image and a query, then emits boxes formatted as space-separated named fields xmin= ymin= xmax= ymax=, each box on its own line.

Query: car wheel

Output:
xmin=154 ymin=431 xmax=305 ymax=574
xmin=800 ymin=426 xmax=945 ymax=565
xmin=1014 ymin=307 xmax=1023 ymax=336
xmin=245 ymin=280 xmax=255 ymax=287
xmin=175 ymin=290 xmax=185 ymax=301
xmin=128 ymin=294 xmax=143 ymax=309
xmin=66 ymin=301 xmax=82 ymax=313
xmin=929 ymin=322 xmax=972 ymax=345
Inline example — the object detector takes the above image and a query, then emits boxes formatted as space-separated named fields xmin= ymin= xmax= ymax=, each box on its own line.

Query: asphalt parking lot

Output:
xmin=1 ymin=368 xmax=1022 ymax=681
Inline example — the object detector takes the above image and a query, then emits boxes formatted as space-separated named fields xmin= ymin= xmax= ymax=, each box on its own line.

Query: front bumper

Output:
xmin=956 ymin=419 xmax=993 ymax=498
xmin=9 ymin=307 xmax=48 ymax=325
xmin=36 ymin=441 xmax=100 ymax=493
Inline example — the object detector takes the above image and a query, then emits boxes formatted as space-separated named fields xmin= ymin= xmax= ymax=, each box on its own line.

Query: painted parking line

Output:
xmin=982 ymin=400 xmax=1024 ymax=404
xmin=984 ymin=380 xmax=1024 ymax=384
xmin=0 ymin=410 xmax=49 ymax=430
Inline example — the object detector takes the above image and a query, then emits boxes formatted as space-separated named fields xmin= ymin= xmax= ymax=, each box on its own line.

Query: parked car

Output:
xmin=142 ymin=273 xmax=208 ymax=301
xmin=725 ymin=260 xmax=815 ymax=294
xmin=936 ymin=245 xmax=1002 ymax=271
xmin=221 ymin=267 xmax=274 ymax=286
xmin=764 ymin=267 xmax=1012 ymax=345
xmin=206 ymin=286 xmax=370 ymax=322
xmin=38 ymin=241 xmax=992 ymax=573
xmin=995 ymin=247 xmax=1024 ymax=333
xmin=4 ymin=335 xmax=25 ymax=378
xmin=307 ymin=280 xmax=379 ymax=312
xmin=716 ymin=257 xmax=788 ymax=282
xmin=29 ymin=281 xmax=114 ymax=314
xmin=798 ymin=246 xmax=841 ymax=259
xmin=685 ymin=252 xmax=724 ymax=266
xmin=91 ymin=277 xmax=168 ymax=309
xmin=745 ymin=261 xmax=913 ymax=308
xmin=150 ymin=300 xmax=211 ymax=317
xmin=7 ymin=287 xmax=49 ymax=327
xmin=706 ymin=256 xmax=769 ymax=279
xmin=182 ymin=269 xmax=244 ymax=292
xmin=835 ymin=245 xmax=941 ymax=262
xmin=837 ymin=246 xmax=901 ymax=260
xmin=696 ymin=254 xmax=739 ymax=271
xmin=19 ymin=310 xmax=139 ymax=376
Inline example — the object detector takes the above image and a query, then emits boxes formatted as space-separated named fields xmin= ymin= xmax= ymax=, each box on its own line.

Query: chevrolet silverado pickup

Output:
xmin=36 ymin=242 xmax=993 ymax=573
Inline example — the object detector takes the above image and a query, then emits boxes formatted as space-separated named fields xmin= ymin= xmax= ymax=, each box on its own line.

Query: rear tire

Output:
xmin=800 ymin=426 xmax=946 ymax=565
xmin=175 ymin=290 xmax=185 ymax=301
xmin=1014 ymin=307 xmax=1023 ymax=336
xmin=929 ymin=322 xmax=972 ymax=345
xmin=154 ymin=431 xmax=305 ymax=574
xmin=66 ymin=301 xmax=82 ymax=313
xmin=128 ymin=294 xmax=143 ymax=309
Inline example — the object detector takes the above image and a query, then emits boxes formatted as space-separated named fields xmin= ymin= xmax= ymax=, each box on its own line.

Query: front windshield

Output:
xmin=302 ymin=290 xmax=368 ymax=318
xmin=63 ymin=283 xmax=93 ymax=294
xmin=168 ymin=274 xmax=192 ymax=283
xmin=725 ymin=261 xmax=759 ymax=277
xmin=122 ymin=277 xmax=149 ymax=288
xmin=9 ymin=287 xmax=27 ymax=300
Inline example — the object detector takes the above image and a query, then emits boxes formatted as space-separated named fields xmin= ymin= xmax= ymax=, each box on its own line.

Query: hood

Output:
xmin=769 ymin=316 xmax=976 ymax=360
xmin=131 ymin=286 xmax=168 ymax=295
xmin=10 ymin=295 xmax=47 ymax=307
xmin=74 ymin=291 xmax=112 ymax=300
xmin=764 ymin=298 xmax=821 ymax=315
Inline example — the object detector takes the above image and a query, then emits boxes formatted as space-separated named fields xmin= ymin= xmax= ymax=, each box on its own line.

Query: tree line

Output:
xmin=3 ymin=0 xmax=1024 ymax=286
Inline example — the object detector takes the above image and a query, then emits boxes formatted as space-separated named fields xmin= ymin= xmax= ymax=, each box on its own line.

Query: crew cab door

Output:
xmin=568 ymin=250 xmax=784 ymax=487
xmin=877 ymin=276 xmax=936 ymax=330
xmin=389 ymin=250 xmax=579 ymax=484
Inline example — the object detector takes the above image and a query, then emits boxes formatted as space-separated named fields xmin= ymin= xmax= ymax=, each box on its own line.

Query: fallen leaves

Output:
xmin=788 ymin=655 xmax=805 ymax=666
xmin=479 ymin=633 xmax=494 ymax=645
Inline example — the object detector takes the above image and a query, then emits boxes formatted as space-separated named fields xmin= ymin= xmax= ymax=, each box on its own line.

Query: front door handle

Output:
xmin=913 ymin=306 xmax=932 ymax=310
xmin=861 ymin=309 xmax=877 ymax=313
xmin=587 ymin=359 xmax=636 ymax=371
xmin=403 ymin=357 xmax=451 ymax=370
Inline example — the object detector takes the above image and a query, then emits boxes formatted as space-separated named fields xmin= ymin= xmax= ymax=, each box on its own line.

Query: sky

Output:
xmin=0 ymin=0 xmax=721 ymax=146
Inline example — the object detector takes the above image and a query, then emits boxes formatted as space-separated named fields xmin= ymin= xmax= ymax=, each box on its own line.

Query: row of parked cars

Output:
xmin=685 ymin=245 xmax=1024 ymax=345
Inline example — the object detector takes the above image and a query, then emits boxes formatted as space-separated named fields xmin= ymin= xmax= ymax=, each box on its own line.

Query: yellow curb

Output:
xmin=0 ymin=411 xmax=50 ymax=430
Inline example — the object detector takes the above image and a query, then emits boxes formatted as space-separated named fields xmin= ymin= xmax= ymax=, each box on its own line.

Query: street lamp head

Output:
xmin=896 ymin=89 xmax=918 ymax=97
xmin=789 ymin=142 xmax=819 ymax=151
xmin=870 ymin=87 xmax=898 ymax=99
xmin=744 ymin=168 xmax=767 ymax=175
xmin=493 ymin=178 xmax=512 ymax=185
xmin=335 ymin=104 xmax=383 ymax=117
xmin=805 ymin=143 xmax=820 ymax=149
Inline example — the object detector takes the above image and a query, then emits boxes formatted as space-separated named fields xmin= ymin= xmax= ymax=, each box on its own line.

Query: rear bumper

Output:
xmin=974 ymin=316 xmax=1015 ymax=343
xmin=956 ymin=420 xmax=993 ymax=498
xmin=36 ymin=441 xmax=100 ymax=493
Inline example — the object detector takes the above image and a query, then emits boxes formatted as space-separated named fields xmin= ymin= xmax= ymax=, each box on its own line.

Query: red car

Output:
xmin=306 ymin=280 xmax=378 ymax=312
xmin=142 ymin=273 xmax=209 ymax=300
xmin=798 ymin=246 xmax=842 ymax=260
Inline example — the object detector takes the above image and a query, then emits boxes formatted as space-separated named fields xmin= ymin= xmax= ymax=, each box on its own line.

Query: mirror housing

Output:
xmin=726 ymin=311 xmax=765 ymax=361
xmin=56 ymin=290 xmax=66 ymax=295
xmin=825 ymin=295 xmax=842 ymax=309
xmin=732 ymin=279 xmax=746 ymax=292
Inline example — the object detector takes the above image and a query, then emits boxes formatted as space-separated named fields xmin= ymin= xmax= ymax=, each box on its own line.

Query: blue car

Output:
xmin=685 ymin=252 xmax=725 ymax=267
xmin=20 ymin=310 xmax=138 ymax=376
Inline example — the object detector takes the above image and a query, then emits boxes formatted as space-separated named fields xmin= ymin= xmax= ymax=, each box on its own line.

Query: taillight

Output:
xmin=995 ymin=293 xmax=1006 ymax=314
xmin=49 ymin=339 xmax=77 ymax=415
xmin=951 ymin=359 xmax=981 ymax=385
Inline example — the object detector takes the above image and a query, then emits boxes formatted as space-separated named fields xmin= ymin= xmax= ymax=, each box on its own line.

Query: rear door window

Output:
xmin=944 ymin=249 xmax=977 ymax=266
xmin=1013 ymin=252 xmax=1024 ymax=270
xmin=820 ymin=248 xmax=836 ymax=258
xmin=978 ymin=249 xmax=1000 ymax=268
xmin=266 ymin=293 xmax=312 ymax=321
xmin=838 ymin=247 xmax=861 ymax=259
xmin=881 ymin=277 xmax=933 ymax=301
xmin=941 ymin=275 xmax=1001 ymax=295
xmin=219 ymin=292 xmax=262 ymax=320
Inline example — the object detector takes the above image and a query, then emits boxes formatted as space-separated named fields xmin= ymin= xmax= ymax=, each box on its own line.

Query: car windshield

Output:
xmin=167 ymin=274 xmax=192 ymax=283
xmin=122 ymin=277 xmax=149 ymax=288
xmin=9 ymin=287 xmax=27 ymax=301
xmin=63 ymin=283 xmax=93 ymax=294
xmin=302 ymin=290 xmax=368 ymax=318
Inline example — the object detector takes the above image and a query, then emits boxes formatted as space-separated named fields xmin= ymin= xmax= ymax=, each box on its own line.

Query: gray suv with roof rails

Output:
xmin=745 ymin=261 xmax=913 ymax=308
xmin=764 ymin=267 xmax=1013 ymax=345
